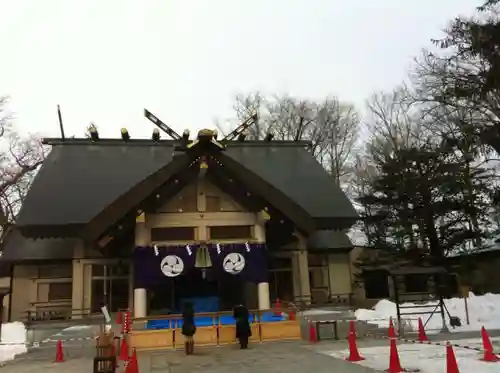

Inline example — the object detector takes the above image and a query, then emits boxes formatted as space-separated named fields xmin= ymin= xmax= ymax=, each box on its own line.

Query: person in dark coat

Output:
xmin=233 ymin=304 xmax=251 ymax=349
xmin=181 ymin=302 xmax=196 ymax=355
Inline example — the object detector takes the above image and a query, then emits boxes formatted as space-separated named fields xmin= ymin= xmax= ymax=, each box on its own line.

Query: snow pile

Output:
xmin=326 ymin=337 xmax=500 ymax=373
xmin=63 ymin=325 xmax=93 ymax=332
xmin=302 ymin=309 xmax=342 ymax=316
xmin=0 ymin=322 xmax=27 ymax=363
xmin=355 ymin=292 xmax=500 ymax=332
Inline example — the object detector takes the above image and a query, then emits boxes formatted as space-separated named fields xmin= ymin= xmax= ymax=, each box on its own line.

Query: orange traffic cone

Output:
xmin=308 ymin=321 xmax=317 ymax=343
xmin=417 ymin=317 xmax=428 ymax=342
xmin=388 ymin=317 xmax=397 ymax=338
xmin=446 ymin=343 xmax=460 ymax=373
xmin=481 ymin=326 xmax=500 ymax=362
xmin=274 ymin=298 xmax=281 ymax=316
xmin=119 ymin=336 xmax=129 ymax=361
xmin=349 ymin=320 xmax=356 ymax=337
xmin=54 ymin=340 xmax=64 ymax=363
xmin=386 ymin=338 xmax=405 ymax=373
xmin=129 ymin=348 xmax=139 ymax=373
xmin=346 ymin=332 xmax=365 ymax=362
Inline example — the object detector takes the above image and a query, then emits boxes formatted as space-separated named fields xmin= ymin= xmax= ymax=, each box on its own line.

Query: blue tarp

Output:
xmin=179 ymin=296 xmax=219 ymax=313
xmin=146 ymin=312 xmax=285 ymax=330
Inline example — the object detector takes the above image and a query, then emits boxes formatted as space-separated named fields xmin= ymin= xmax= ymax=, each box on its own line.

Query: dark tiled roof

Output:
xmin=17 ymin=143 xmax=175 ymax=227
xmin=16 ymin=140 xmax=357 ymax=237
xmin=225 ymin=145 xmax=357 ymax=220
xmin=1 ymin=230 xmax=79 ymax=261
xmin=308 ymin=230 xmax=353 ymax=251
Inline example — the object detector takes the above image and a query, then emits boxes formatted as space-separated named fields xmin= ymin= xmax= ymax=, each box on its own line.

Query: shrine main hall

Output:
xmin=1 ymin=121 xmax=358 ymax=321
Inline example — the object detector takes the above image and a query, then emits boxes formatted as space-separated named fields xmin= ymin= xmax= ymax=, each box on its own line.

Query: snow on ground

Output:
xmin=53 ymin=324 xmax=94 ymax=336
xmin=325 ymin=338 xmax=500 ymax=373
xmin=355 ymin=292 xmax=500 ymax=332
xmin=0 ymin=322 xmax=27 ymax=363
xmin=302 ymin=309 xmax=341 ymax=316
xmin=63 ymin=325 xmax=93 ymax=332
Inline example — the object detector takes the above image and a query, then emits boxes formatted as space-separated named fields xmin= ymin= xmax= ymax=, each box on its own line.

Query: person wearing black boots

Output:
xmin=233 ymin=304 xmax=251 ymax=349
xmin=181 ymin=302 xmax=196 ymax=355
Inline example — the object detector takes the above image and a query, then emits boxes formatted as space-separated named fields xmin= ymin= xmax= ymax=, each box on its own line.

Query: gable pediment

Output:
xmin=157 ymin=180 xmax=245 ymax=213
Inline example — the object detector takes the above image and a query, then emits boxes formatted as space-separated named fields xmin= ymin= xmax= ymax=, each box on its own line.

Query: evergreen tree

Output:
xmin=415 ymin=0 xmax=500 ymax=153
xmin=357 ymin=138 xmax=494 ymax=266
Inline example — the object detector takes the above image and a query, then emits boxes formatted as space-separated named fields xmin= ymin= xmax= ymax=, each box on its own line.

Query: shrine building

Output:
xmin=0 ymin=115 xmax=358 ymax=321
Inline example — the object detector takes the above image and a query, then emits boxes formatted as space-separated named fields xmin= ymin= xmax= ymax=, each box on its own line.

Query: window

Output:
xmin=48 ymin=283 xmax=72 ymax=301
xmin=206 ymin=196 xmax=221 ymax=212
xmin=404 ymin=274 xmax=428 ymax=293
xmin=209 ymin=225 xmax=252 ymax=240
xmin=363 ymin=270 xmax=390 ymax=299
xmin=151 ymin=227 xmax=195 ymax=242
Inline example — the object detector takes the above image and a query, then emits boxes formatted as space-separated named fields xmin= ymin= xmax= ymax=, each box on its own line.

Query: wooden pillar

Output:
xmin=133 ymin=213 xmax=150 ymax=318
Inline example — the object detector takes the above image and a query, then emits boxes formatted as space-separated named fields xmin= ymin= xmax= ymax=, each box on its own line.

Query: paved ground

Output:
xmin=4 ymin=311 xmax=498 ymax=373
xmin=0 ymin=340 xmax=379 ymax=373
xmin=4 ymin=329 xmax=500 ymax=373
xmin=137 ymin=342 xmax=379 ymax=373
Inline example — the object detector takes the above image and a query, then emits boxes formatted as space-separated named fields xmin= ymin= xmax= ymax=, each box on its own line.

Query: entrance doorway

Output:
xmin=269 ymin=269 xmax=294 ymax=302
xmin=89 ymin=263 xmax=129 ymax=313
xmin=148 ymin=268 xmax=245 ymax=314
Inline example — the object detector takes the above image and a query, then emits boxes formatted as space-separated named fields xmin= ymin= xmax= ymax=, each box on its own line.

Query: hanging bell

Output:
xmin=194 ymin=246 xmax=212 ymax=268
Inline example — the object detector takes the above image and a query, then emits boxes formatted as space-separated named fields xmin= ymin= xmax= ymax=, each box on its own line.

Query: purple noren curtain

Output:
xmin=133 ymin=245 xmax=198 ymax=288
xmin=208 ymin=243 xmax=268 ymax=283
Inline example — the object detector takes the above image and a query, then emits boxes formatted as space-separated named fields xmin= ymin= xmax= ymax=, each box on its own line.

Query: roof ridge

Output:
xmin=43 ymin=138 xmax=312 ymax=147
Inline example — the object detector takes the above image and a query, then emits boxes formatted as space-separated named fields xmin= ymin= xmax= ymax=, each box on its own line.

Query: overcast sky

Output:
xmin=0 ymin=0 xmax=481 ymax=140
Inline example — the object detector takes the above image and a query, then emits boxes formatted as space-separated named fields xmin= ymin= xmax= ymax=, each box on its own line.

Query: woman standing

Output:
xmin=233 ymin=304 xmax=251 ymax=349
xmin=181 ymin=302 xmax=196 ymax=355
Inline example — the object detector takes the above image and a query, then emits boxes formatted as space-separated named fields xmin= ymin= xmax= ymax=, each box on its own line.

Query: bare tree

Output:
xmin=0 ymin=97 xmax=46 ymax=242
xmin=365 ymin=86 xmax=435 ymax=160
xmin=222 ymin=92 xmax=360 ymax=184
xmin=411 ymin=3 xmax=500 ymax=155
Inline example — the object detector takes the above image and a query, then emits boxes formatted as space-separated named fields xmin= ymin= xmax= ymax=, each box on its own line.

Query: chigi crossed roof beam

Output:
xmin=144 ymin=108 xmax=259 ymax=145
xmin=220 ymin=113 xmax=259 ymax=142
xmin=144 ymin=109 xmax=182 ymax=141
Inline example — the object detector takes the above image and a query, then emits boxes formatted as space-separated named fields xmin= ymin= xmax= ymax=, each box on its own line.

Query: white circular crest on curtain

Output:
xmin=222 ymin=252 xmax=245 ymax=274
xmin=160 ymin=255 xmax=184 ymax=277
